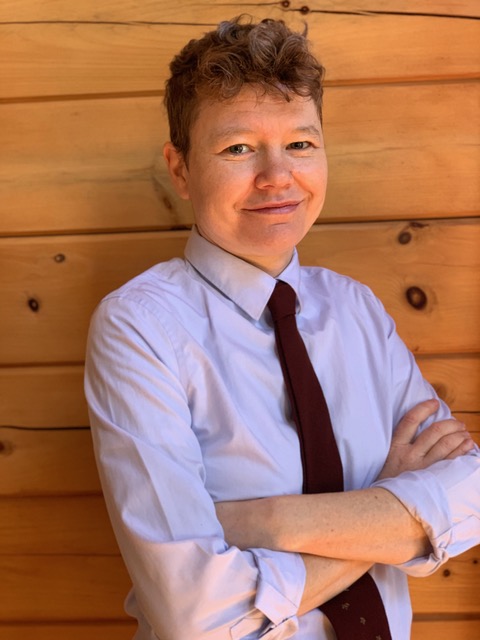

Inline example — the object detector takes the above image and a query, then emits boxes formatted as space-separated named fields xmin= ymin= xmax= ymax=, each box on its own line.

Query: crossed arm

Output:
xmin=216 ymin=399 xmax=475 ymax=614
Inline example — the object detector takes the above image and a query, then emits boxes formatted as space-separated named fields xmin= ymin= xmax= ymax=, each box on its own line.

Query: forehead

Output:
xmin=190 ymin=85 xmax=321 ymax=143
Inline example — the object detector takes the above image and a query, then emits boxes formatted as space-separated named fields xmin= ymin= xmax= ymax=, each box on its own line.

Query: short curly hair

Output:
xmin=164 ymin=16 xmax=325 ymax=159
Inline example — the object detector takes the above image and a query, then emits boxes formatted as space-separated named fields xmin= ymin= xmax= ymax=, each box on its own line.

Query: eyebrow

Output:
xmin=208 ymin=127 xmax=255 ymax=144
xmin=294 ymin=125 xmax=323 ymax=138
xmin=209 ymin=124 xmax=322 ymax=144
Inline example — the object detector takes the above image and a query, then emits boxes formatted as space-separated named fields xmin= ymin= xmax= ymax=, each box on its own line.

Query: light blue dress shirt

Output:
xmin=85 ymin=227 xmax=479 ymax=640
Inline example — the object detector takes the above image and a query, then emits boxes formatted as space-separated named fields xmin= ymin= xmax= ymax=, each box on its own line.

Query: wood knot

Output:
xmin=406 ymin=286 xmax=427 ymax=310
xmin=28 ymin=297 xmax=40 ymax=312
xmin=398 ymin=221 xmax=429 ymax=244
xmin=443 ymin=568 xmax=451 ymax=577
xmin=162 ymin=196 xmax=173 ymax=211
xmin=398 ymin=231 xmax=412 ymax=245
xmin=0 ymin=441 xmax=13 ymax=456
xmin=54 ymin=253 xmax=66 ymax=263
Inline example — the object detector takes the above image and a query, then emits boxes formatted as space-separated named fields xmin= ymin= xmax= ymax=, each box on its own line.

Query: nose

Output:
xmin=254 ymin=150 xmax=293 ymax=190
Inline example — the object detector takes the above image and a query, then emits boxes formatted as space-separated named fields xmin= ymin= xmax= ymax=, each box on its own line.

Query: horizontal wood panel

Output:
xmin=0 ymin=365 xmax=89 ymax=428
xmin=0 ymin=428 xmax=100 ymax=496
xmin=454 ymin=413 xmax=480 ymax=433
xmin=0 ymin=220 xmax=478 ymax=365
xmin=0 ymin=622 xmax=136 ymax=640
xmin=0 ymin=556 xmax=131 ymax=620
xmin=411 ymin=619 xmax=480 ymax=640
xmin=417 ymin=356 xmax=480 ymax=412
xmin=2 ymin=0 xmax=478 ymax=21
xmin=1 ymin=8 xmax=478 ymax=99
xmin=409 ymin=547 xmax=480 ymax=614
xmin=0 ymin=95 xmax=181 ymax=235
xmin=0 ymin=496 xmax=117 ymax=555
xmin=0 ymin=356 xmax=478 ymax=430
xmin=1 ymin=81 xmax=479 ymax=235
xmin=323 ymin=81 xmax=480 ymax=222
xmin=0 ymin=618 xmax=479 ymax=640
xmin=1 ymin=422 xmax=478 ymax=498
xmin=0 ymin=548 xmax=477 ymax=621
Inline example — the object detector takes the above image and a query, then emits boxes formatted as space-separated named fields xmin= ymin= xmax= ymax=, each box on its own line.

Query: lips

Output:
xmin=244 ymin=200 xmax=301 ymax=214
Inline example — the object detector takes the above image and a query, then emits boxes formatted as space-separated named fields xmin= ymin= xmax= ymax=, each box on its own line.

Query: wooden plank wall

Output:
xmin=0 ymin=1 xmax=479 ymax=637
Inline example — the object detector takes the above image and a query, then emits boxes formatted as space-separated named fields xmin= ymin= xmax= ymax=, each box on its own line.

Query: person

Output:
xmin=84 ymin=16 xmax=480 ymax=640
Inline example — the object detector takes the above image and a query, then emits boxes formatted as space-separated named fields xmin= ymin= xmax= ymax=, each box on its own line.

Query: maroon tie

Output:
xmin=268 ymin=280 xmax=392 ymax=640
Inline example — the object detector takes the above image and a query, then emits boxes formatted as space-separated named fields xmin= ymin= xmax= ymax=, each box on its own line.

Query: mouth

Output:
xmin=244 ymin=201 xmax=301 ymax=215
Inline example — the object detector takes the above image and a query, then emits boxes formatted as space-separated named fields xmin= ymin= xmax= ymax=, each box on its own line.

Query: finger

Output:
xmin=392 ymin=399 xmax=439 ymax=445
xmin=444 ymin=436 xmax=476 ymax=460
xmin=423 ymin=430 xmax=473 ymax=466
xmin=413 ymin=418 xmax=467 ymax=454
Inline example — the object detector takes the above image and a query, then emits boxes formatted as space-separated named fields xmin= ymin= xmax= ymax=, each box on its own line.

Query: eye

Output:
xmin=287 ymin=141 xmax=312 ymax=150
xmin=226 ymin=144 xmax=250 ymax=155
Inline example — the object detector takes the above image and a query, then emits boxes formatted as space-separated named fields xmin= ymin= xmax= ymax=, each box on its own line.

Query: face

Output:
xmin=164 ymin=85 xmax=328 ymax=276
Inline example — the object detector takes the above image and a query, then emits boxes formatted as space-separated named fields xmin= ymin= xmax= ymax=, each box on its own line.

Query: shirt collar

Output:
xmin=184 ymin=226 xmax=302 ymax=321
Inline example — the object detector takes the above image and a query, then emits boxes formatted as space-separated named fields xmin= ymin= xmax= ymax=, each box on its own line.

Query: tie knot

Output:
xmin=267 ymin=280 xmax=297 ymax=322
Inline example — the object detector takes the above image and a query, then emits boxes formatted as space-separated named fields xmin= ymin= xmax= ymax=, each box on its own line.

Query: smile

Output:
xmin=244 ymin=201 xmax=301 ymax=215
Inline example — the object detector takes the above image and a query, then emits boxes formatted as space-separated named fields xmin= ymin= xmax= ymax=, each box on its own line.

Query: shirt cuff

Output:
xmin=373 ymin=453 xmax=480 ymax=576
xmin=252 ymin=549 xmax=304 ymax=634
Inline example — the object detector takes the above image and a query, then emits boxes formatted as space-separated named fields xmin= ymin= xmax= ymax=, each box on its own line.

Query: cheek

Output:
xmin=187 ymin=170 xmax=236 ymax=229
xmin=311 ymin=163 xmax=328 ymax=199
xmin=202 ymin=166 xmax=252 ymax=208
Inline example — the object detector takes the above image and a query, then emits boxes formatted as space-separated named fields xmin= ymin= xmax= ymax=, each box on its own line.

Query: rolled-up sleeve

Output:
xmin=374 ymin=452 xmax=480 ymax=576
xmin=85 ymin=296 xmax=305 ymax=639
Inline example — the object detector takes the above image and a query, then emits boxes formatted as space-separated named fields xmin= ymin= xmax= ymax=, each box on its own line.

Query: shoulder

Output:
xmin=96 ymin=257 xmax=192 ymax=316
xmin=301 ymin=265 xmax=379 ymax=306
xmin=86 ymin=258 xmax=199 ymax=345
xmin=300 ymin=264 xmax=394 ymax=334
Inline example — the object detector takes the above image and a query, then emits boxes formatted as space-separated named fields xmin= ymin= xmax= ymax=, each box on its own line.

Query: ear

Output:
xmin=163 ymin=142 xmax=190 ymax=200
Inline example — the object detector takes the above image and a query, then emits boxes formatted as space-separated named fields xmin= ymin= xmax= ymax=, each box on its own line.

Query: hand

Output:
xmin=377 ymin=399 xmax=475 ymax=481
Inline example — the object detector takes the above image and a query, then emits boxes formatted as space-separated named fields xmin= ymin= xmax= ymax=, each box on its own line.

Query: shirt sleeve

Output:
xmin=84 ymin=295 xmax=305 ymax=640
xmin=375 ymin=456 xmax=480 ymax=576
xmin=371 ymin=301 xmax=480 ymax=577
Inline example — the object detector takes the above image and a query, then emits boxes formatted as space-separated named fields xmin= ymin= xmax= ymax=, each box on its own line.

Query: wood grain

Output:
xmin=0 ymin=618 xmax=478 ymax=640
xmin=0 ymin=623 xmax=136 ymax=640
xmin=411 ymin=619 xmax=480 ymax=640
xmin=409 ymin=547 xmax=480 ymax=614
xmin=0 ymin=427 xmax=100 ymax=496
xmin=1 ymin=8 xmax=478 ymax=99
xmin=0 ymin=555 xmax=131 ymax=620
xmin=2 ymin=0 xmax=478 ymax=21
xmin=0 ymin=365 xmax=88 ymax=428
xmin=0 ymin=495 xmax=117 ymax=555
xmin=417 ymin=355 xmax=480 ymax=412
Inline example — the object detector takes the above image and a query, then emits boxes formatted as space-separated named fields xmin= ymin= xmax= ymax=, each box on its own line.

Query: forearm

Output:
xmin=218 ymin=487 xmax=430 ymax=565
xmin=290 ymin=488 xmax=430 ymax=563
xmin=298 ymin=555 xmax=372 ymax=615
